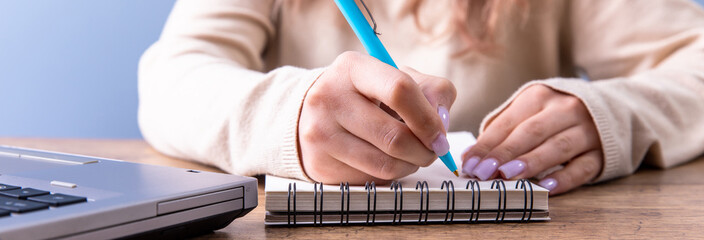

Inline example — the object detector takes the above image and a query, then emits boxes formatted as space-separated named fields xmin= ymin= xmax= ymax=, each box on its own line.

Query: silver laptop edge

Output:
xmin=0 ymin=145 xmax=258 ymax=239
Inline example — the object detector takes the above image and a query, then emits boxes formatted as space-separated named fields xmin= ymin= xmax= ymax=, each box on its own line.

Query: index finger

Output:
xmin=345 ymin=53 xmax=448 ymax=155
xmin=465 ymin=85 xmax=551 ymax=160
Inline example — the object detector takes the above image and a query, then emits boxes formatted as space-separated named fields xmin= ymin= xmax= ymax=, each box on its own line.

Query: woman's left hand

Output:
xmin=461 ymin=84 xmax=603 ymax=195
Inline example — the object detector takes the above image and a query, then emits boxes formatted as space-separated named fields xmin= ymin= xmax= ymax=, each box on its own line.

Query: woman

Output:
xmin=138 ymin=0 xmax=704 ymax=195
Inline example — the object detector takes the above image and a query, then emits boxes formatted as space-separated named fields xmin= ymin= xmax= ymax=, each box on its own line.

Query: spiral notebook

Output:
xmin=265 ymin=132 xmax=550 ymax=226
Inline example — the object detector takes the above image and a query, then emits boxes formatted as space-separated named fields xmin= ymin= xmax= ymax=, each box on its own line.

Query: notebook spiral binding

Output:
xmin=465 ymin=180 xmax=481 ymax=223
xmin=313 ymin=182 xmax=324 ymax=226
xmin=340 ymin=182 xmax=350 ymax=225
xmin=516 ymin=179 xmax=534 ymax=222
xmin=390 ymin=181 xmax=403 ymax=224
xmin=440 ymin=181 xmax=455 ymax=223
xmin=491 ymin=180 xmax=507 ymax=223
xmin=287 ymin=182 xmax=296 ymax=225
xmin=415 ymin=181 xmax=430 ymax=224
xmin=365 ymin=182 xmax=377 ymax=225
xmin=284 ymin=179 xmax=535 ymax=226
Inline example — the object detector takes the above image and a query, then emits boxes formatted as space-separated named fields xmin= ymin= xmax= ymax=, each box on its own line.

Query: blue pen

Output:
xmin=334 ymin=0 xmax=459 ymax=177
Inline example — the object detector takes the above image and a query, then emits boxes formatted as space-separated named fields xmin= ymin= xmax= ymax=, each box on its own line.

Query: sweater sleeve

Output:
xmin=481 ymin=0 xmax=704 ymax=183
xmin=138 ymin=0 xmax=322 ymax=181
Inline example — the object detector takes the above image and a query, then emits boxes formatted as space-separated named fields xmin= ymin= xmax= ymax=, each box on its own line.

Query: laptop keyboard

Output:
xmin=0 ymin=183 xmax=87 ymax=216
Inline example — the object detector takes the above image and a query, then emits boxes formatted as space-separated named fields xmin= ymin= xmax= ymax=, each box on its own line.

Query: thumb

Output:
xmin=400 ymin=66 xmax=457 ymax=131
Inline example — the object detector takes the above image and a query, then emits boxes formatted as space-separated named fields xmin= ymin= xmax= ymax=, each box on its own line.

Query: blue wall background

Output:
xmin=0 ymin=1 xmax=175 ymax=138
xmin=0 ymin=1 xmax=702 ymax=139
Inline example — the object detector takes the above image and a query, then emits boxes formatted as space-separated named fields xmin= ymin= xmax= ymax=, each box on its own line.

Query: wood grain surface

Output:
xmin=1 ymin=138 xmax=702 ymax=239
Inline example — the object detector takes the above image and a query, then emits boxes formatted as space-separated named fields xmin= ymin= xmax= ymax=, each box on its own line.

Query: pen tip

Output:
xmin=453 ymin=170 xmax=459 ymax=177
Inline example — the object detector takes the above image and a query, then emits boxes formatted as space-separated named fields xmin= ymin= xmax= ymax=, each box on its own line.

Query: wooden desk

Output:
xmin=1 ymin=138 xmax=702 ymax=239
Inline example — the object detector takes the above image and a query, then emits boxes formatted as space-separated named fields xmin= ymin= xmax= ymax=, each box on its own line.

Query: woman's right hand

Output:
xmin=298 ymin=51 xmax=457 ymax=184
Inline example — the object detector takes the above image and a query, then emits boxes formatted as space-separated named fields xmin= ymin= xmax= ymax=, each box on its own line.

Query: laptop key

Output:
xmin=0 ymin=184 xmax=20 ymax=191
xmin=0 ymin=188 xmax=50 ymax=199
xmin=0 ymin=196 xmax=49 ymax=213
xmin=0 ymin=209 xmax=10 ymax=217
xmin=28 ymin=193 xmax=87 ymax=206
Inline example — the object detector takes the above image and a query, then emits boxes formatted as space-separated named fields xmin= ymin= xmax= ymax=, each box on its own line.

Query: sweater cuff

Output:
xmin=274 ymin=68 xmax=325 ymax=182
xmin=479 ymin=78 xmax=626 ymax=183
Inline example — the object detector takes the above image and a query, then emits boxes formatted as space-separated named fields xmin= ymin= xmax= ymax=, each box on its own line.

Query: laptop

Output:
xmin=0 ymin=145 xmax=257 ymax=239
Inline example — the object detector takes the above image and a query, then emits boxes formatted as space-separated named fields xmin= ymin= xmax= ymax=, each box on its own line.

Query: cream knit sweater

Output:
xmin=138 ymin=0 xmax=704 ymax=183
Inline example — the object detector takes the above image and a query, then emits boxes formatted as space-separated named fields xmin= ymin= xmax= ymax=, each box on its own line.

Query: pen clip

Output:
xmin=357 ymin=0 xmax=381 ymax=35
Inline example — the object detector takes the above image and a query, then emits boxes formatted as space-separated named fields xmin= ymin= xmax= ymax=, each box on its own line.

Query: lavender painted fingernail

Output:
xmin=462 ymin=156 xmax=480 ymax=177
xmin=438 ymin=106 xmax=449 ymax=131
xmin=472 ymin=158 xmax=499 ymax=181
xmin=431 ymin=134 xmax=450 ymax=156
xmin=498 ymin=160 xmax=526 ymax=179
xmin=539 ymin=178 xmax=558 ymax=191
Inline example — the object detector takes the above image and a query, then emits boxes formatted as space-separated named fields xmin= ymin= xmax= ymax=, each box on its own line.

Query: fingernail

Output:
xmin=431 ymin=134 xmax=450 ymax=156
xmin=462 ymin=156 xmax=480 ymax=176
xmin=498 ymin=160 xmax=526 ymax=179
xmin=539 ymin=178 xmax=558 ymax=191
xmin=472 ymin=158 xmax=498 ymax=181
xmin=437 ymin=106 xmax=449 ymax=131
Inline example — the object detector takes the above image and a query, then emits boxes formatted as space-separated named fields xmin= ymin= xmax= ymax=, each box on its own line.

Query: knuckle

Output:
xmin=416 ymin=114 xmax=436 ymax=134
xmin=554 ymin=134 xmax=574 ymax=155
xmin=380 ymin=124 xmax=407 ymax=156
xmin=444 ymin=79 xmax=458 ymax=101
xmin=303 ymin=157 xmax=328 ymax=181
xmin=579 ymin=155 xmax=601 ymax=180
xmin=438 ymin=78 xmax=457 ymax=102
xmin=521 ymin=120 xmax=547 ymax=139
xmin=300 ymin=123 xmax=328 ymax=144
xmin=515 ymin=154 xmax=540 ymax=176
xmin=332 ymin=51 xmax=361 ymax=74
xmin=408 ymin=165 xmax=421 ymax=175
xmin=419 ymin=155 xmax=436 ymax=167
xmin=560 ymin=172 xmax=577 ymax=189
xmin=562 ymin=97 xmax=584 ymax=110
xmin=494 ymin=117 xmax=515 ymax=130
xmin=466 ymin=142 xmax=490 ymax=157
xmin=527 ymin=85 xmax=553 ymax=100
xmin=370 ymin=151 xmax=419 ymax=180
xmin=495 ymin=143 xmax=520 ymax=161
xmin=375 ymin=157 xmax=400 ymax=180
xmin=523 ymin=153 xmax=543 ymax=168
xmin=577 ymin=164 xmax=594 ymax=181
xmin=336 ymin=51 xmax=361 ymax=63
xmin=428 ymin=78 xmax=457 ymax=100
xmin=434 ymin=89 xmax=457 ymax=109
xmin=304 ymin=86 xmax=329 ymax=109
xmin=385 ymin=73 xmax=414 ymax=107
